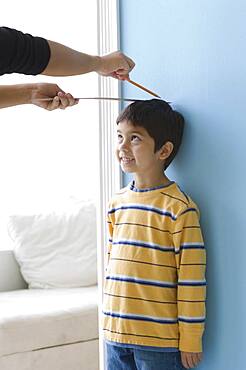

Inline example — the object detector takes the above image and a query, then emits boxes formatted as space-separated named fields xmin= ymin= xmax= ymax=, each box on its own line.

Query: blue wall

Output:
xmin=119 ymin=1 xmax=246 ymax=369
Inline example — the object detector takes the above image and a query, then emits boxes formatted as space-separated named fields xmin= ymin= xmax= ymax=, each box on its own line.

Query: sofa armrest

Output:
xmin=0 ymin=250 xmax=27 ymax=291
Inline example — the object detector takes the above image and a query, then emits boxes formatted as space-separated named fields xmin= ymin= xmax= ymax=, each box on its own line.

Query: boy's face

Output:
xmin=116 ymin=120 xmax=164 ymax=175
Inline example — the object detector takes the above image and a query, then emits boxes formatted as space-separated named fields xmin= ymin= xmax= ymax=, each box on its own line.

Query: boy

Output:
xmin=103 ymin=99 xmax=206 ymax=370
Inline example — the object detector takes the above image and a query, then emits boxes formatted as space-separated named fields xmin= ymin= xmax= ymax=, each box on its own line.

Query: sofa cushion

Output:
xmin=0 ymin=340 xmax=99 ymax=370
xmin=0 ymin=286 xmax=98 ymax=357
xmin=8 ymin=200 xmax=97 ymax=288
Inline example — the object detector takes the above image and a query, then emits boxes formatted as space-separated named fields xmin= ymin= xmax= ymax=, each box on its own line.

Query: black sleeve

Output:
xmin=0 ymin=27 xmax=51 ymax=76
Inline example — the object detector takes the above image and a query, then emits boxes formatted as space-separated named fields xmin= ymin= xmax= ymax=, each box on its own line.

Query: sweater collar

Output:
xmin=128 ymin=180 xmax=175 ymax=193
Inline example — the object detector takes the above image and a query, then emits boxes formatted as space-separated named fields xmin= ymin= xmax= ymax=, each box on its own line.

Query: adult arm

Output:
xmin=0 ymin=27 xmax=135 ymax=78
xmin=0 ymin=27 xmax=50 ymax=76
xmin=0 ymin=84 xmax=78 ymax=110
xmin=44 ymin=41 xmax=135 ymax=79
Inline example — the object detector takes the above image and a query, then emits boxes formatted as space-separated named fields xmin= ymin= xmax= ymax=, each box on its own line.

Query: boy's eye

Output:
xmin=131 ymin=135 xmax=141 ymax=142
xmin=117 ymin=134 xmax=123 ymax=142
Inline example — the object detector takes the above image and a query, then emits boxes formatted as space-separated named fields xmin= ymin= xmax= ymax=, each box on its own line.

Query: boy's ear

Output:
xmin=158 ymin=141 xmax=174 ymax=161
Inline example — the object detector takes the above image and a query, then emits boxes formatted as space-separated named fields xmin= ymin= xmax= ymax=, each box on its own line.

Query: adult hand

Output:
xmin=30 ymin=83 xmax=79 ymax=111
xmin=181 ymin=352 xmax=203 ymax=369
xmin=96 ymin=51 xmax=135 ymax=80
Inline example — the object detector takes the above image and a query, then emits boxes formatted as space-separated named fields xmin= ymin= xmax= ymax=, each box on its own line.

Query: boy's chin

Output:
xmin=120 ymin=166 xmax=134 ymax=174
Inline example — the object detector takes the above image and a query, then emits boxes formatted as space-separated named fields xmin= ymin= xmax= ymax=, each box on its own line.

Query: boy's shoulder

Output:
xmin=165 ymin=183 xmax=200 ymax=215
xmin=161 ymin=182 xmax=192 ymax=206
xmin=108 ymin=185 xmax=129 ymax=206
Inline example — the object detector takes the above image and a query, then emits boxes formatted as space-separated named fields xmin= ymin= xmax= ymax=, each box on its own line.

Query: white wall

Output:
xmin=0 ymin=0 xmax=99 ymax=249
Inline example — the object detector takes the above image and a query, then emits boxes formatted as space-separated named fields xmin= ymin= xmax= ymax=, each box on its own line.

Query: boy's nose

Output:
xmin=119 ymin=141 xmax=129 ymax=151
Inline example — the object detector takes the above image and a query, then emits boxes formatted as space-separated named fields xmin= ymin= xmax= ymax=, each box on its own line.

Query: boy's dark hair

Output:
xmin=116 ymin=99 xmax=184 ymax=170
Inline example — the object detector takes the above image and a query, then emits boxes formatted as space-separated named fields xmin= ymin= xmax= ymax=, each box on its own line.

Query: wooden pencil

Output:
xmin=126 ymin=78 xmax=161 ymax=98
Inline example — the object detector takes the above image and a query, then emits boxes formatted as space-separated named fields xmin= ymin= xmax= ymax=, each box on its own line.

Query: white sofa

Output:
xmin=0 ymin=250 xmax=99 ymax=370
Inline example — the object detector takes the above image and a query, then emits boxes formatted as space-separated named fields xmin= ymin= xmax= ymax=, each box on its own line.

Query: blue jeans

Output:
xmin=106 ymin=343 xmax=186 ymax=370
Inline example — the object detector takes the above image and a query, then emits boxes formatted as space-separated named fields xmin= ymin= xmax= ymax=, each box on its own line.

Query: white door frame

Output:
xmin=96 ymin=1 xmax=122 ymax=368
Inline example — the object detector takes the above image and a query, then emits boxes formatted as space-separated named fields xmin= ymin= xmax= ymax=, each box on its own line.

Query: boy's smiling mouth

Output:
xmin=120 ymin=156 xmax=135 ymax=164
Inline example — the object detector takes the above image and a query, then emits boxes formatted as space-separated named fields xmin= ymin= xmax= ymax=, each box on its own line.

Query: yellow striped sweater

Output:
xmin=103 ymin=181 xmax=206 ymax=353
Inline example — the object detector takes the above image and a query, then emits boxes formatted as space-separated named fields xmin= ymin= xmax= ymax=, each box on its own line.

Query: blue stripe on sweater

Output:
xmin=113 ymin=239 xmax=175 ymax=253
xmin=178 ymin=316 xmax=205 ymax=323
xmin=175 ymin=243 xmax=205 ymax=254
xmin=178 ymin=280 xmax=206 ymax=287
xmin=108 ymin=204 xmax=177 ymax=220
xmin=103 ymin=310 xmax=178 ymax=324
xmin=106 ymin=275 xmax=177 ymax=288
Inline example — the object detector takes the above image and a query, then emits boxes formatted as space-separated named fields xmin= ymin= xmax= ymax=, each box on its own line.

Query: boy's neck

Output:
xmin=133 ymin=173 xmax=171 ymax=190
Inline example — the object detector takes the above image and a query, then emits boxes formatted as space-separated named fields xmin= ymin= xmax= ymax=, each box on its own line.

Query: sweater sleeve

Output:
xmin=0 ymin=27 xmax=50 ymax=76
xmin=106 ymin=203 xmax=114 ymax=269
xmin=173 ymin=202 xmax=206 ymax=353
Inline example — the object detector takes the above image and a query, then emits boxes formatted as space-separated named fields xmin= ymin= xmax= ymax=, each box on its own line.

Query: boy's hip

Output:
xmin=102 ymin=315 xmax=179 ymax=349
xmin=106 ymin=342 xmax=186 ymax=370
